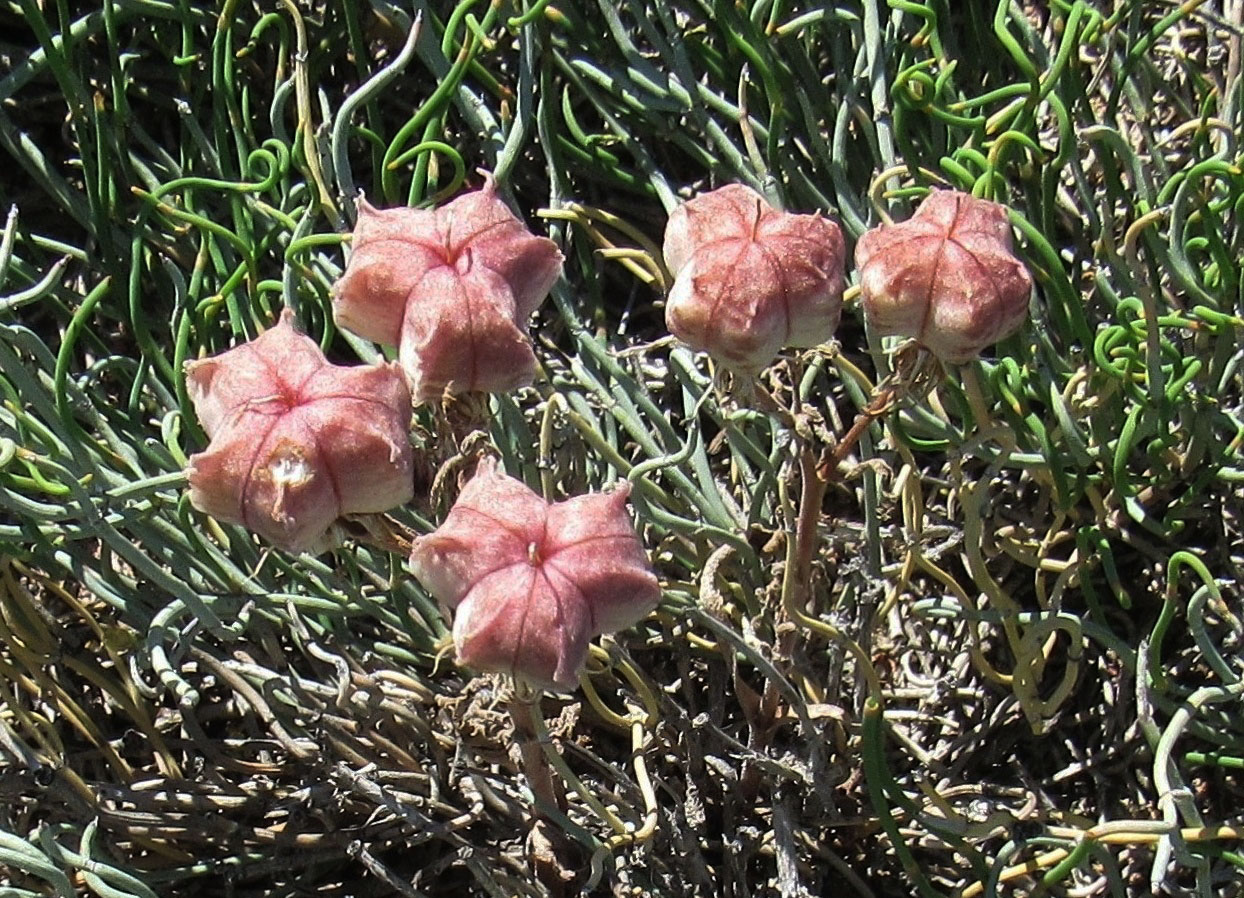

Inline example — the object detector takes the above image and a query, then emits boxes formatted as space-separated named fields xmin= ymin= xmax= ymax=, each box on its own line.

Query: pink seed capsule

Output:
xmin=409 ymin=459 xmax=661 ymax=689
xmin=332 ymin=178 xmax=563 ymax=402
xmin=185 ymin=309 xmax=413 ymax=553
xmin=855 ymin=189 xmax=1033 ymax=362
xmin=663 ymin=184 xmax=846 ymax=371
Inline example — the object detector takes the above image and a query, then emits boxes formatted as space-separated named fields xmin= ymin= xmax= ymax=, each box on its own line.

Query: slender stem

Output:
xmin=508 ymin=689 xmax=563 ymax=819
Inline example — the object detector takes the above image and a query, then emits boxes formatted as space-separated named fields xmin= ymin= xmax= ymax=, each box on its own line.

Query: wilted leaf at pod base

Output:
xmin=408 ymin=458 xmax=661 ymax=689
xmin=184 ymin=309 xmax=414 ymax=553
xmin=331 ymin=177 xmax=564 ymax=403
xmin=662 ymin=183 xmax=846 ymax=372
xmin=854 ymin=189 xmax=1034 ymax=362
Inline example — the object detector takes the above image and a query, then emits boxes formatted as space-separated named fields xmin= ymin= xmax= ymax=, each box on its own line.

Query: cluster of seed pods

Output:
xmin=664 ymin=184 xmax=1032 ymax=371
xmin=183 ymin=176 xmax=1032 ymax=689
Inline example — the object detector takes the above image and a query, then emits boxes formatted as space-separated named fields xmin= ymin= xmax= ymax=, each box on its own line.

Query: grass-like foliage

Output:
xmin=1 ymin=1 xmax=1243 ymax=895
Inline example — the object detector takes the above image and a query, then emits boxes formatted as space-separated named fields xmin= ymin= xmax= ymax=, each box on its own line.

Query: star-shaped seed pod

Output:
xmin=663 ymin=183 xmax=846 ymax=371
xmin=332 ymin=178 xmax=564 ymax=403
xmin=409 ymin=459 xmax=661 ymax=689
xmin=185 ymin=309 xmax=413 ymax=553
xmin=854 ymin=189 xmax=1033 ymax=362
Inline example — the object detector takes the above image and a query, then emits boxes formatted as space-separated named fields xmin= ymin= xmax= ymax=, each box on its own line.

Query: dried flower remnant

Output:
xmin=185 ymin=309 xmax=413 ymax=553
xmin=332 ymin=178 xmax=564 ymax=403
xmin=662 ymin=183 xmax=846 ymax=371
xmin=409 ymin=459 xmax=661 ymax=689
xmin=855 ymin=189 xmax=1033 ymax=362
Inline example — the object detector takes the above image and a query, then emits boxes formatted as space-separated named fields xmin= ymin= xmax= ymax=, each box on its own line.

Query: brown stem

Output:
xmin=819 ymin=383 xmax=899 ymax=482
xmin=740 ymin=435 xmax=830 ymax=799
xmin=740 ymin=358 xmax=904 ymax=796
xmin=508 ymin=692 xmax=565 ymax=818
xmin=795 ymin=444 xmax=830 ymax=585
xmin=508 ymin=691 xmax=570 ymax=896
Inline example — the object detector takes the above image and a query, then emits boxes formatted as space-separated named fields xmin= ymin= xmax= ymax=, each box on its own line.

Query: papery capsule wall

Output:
xmin=409 ymin=459 xmax=661 ymax=688
xmin=333 ymin=180 xmax=563 ymax=402
xmin=184 ymin=310 xmax=414 ymax=553
xmin=663 ymin=184 xmax=846 ymax=371
xmin=855 ymin=189 xmax=1033 ymax=362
